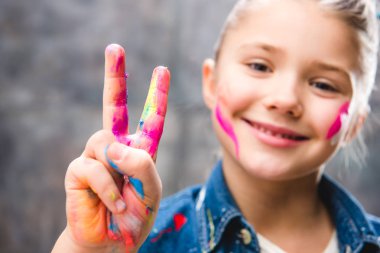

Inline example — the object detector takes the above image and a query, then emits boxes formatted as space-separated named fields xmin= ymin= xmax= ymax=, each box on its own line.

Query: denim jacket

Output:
xmin=139 ymin=161 xmax=380 ymax=253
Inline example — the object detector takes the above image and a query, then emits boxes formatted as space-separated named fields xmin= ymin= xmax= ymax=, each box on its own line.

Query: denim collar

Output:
xmin=196 ymin=160 xmax=380 ymax=253
xmin=319 ymin=175 xmax=380 ymax=252
xmin=196 ymin=160 xmax=260 ymax=252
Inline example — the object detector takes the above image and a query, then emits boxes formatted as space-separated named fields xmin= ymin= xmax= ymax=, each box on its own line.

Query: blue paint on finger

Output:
xmin=109 ymin=213 xmax=120 ymax=234
xmin=129 ymin=177 xmax=145 ymax=199
xmin=104 ymin=144 xmax=123 ymax=175
xmin=139 ymin=119 xmax=144 ymax=130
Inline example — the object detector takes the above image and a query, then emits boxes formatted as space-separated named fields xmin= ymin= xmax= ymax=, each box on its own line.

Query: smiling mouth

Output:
xmin=243 ymin=119 xmax=310 ymax=141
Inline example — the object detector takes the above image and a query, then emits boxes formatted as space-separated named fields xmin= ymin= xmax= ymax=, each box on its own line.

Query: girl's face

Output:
xmin=203 ymin=0 xmax=359 ymax=180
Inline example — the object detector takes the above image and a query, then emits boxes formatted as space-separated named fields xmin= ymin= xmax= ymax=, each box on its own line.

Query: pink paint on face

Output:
xmin=326 ymin=102 xmax=350 ymax=140
xmin=215 ymin=104 xmax=239 ymax=158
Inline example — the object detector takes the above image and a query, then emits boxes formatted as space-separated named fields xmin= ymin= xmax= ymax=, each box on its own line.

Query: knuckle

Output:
xmin=67 ymin=157 xmax=84 ymax=172
xmin=96 ymin=176 xmax=115 ymax=196
xmin=68 ymin=157 xmax=103 ymax=177
xmin=135 ymin=149 xmax=154 ymax=171
xmin=86 ymin=158 xmax=104 ymax=171
xmin=86 ymin=129 xmax=114 ymax=149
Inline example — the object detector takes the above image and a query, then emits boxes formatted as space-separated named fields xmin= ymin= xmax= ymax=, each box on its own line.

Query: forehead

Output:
xmin=219 ymin=0 xmax=360 ymax=72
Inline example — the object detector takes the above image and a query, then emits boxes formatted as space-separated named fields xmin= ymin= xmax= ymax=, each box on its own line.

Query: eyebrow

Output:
xmin=312 ymin=61 xmax=351 ymax=80
xmin=237 ymin=42 xmax=283 ymax=54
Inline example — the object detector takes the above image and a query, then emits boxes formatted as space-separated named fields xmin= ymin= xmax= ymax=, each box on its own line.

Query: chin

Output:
xmin=238 ymin=153 xmax=320 ymax=182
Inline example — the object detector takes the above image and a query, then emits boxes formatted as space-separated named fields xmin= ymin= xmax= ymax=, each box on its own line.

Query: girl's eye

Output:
xmin=249 ymin=62 xmax=272 ymax=73
xmin=312 ymin=81 xmax=338 ymax=92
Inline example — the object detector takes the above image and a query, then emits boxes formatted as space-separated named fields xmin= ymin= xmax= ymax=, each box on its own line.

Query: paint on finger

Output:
xmin=110 ymin=191 xmax=117 ymax=201
xmin=111 ymin=55 xmax=124 ymax=73
xmin=140 ymin=116 xmax=164 ymax=157
xmin=140 ymin=70 xmax=159 ymax=128
xmin=137 ymin=67 xmax=170 ymax=157
xmin=139 ymin=67 xmax=169 ymax=128
xmin=115 ymin=78 xmax=127 ymax=106
xmin=104 ymin=144 xmax=124 ymax=175
xmin=128 ymin=177 xmax=144 ymax=199
xmin=215 ymin=104 xmax=239 ymax=158
xmin=107 ymin=210 xmax=122 ymax=240
xmin=112 ymin=78 xmax=129 ymax=137
xmin=139 ymin=119 xmax=144 ymax=129
xmin=112 ymin=106 xmax=128 ymax=137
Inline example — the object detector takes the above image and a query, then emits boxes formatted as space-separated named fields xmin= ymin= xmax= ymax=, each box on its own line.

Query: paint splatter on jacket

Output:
xmin=140 ymin=161 xmax=380 ymax=252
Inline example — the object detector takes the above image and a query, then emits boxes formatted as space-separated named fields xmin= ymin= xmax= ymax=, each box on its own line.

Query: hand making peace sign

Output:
xmin=56 ymin=44 xmax=170 ymax=253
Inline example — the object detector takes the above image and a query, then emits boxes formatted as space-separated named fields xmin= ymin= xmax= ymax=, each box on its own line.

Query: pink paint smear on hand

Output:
xmin=326 ymin=102 xmax=350 ymax=140
xmin=112 ymin=76 xmax=129 ymax=137
xmin=215 ymin=104 xmax=239 ymax=158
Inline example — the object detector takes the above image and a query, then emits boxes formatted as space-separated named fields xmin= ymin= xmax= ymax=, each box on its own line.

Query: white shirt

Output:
xmin=257 ymin=231 xmax=339 ymax=253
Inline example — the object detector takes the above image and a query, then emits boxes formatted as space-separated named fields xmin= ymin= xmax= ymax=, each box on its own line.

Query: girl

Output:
xmin=53 ymin=0 xmax=380 ymax=252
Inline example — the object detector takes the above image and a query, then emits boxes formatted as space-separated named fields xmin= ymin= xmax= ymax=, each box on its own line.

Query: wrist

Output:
xmin=52 ymin=227 xmax=123 ymax=253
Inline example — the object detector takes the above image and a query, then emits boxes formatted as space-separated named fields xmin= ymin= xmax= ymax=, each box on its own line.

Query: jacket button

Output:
xmin=240 ymin=228 xmax=252 ymax=245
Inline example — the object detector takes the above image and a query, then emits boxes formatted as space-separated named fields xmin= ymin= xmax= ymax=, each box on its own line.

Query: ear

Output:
xmin=344 ymin=110 xmax=368 ymax=143
xmin=202 ymin=58 xmax=218 ymax=110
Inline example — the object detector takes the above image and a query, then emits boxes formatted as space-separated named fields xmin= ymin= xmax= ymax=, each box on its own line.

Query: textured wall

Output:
xmin=0 ymin=1 xmax=379 ymax=252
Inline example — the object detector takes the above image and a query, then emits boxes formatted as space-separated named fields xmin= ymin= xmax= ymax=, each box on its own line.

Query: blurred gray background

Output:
xmin=0 ymin=0 xmax=379 ymax=252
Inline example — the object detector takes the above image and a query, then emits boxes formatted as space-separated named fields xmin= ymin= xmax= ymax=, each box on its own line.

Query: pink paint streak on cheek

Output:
xmin=326 ymin=102 xmax=350 ymax=140
xmin=215 ymin=104 xmax=239 ymax=158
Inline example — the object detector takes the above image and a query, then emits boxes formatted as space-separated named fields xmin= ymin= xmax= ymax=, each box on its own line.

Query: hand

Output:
xmin=53 ymin=44 xmax=170 ymax=253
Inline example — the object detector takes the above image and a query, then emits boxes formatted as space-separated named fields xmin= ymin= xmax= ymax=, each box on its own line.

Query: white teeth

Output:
xmin=253 ymin=124 xmax=298 ymax=140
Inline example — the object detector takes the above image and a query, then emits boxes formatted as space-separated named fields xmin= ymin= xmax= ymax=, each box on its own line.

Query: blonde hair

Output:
xmin=213 ymin=0 xmax=379 ymax=166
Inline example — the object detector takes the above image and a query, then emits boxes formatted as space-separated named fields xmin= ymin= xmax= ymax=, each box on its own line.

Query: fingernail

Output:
xmin=115 ymin=199 xmax=126 ymax=213
xmin=106 ymin=44 xmax=123 ymax=55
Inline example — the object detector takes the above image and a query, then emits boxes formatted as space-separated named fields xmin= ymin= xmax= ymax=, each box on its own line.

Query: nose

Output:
xmin=262 ymin=79 xmax=303 ymax=118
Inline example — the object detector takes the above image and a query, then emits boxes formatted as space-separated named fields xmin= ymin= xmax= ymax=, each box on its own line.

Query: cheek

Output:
xmin=325 ymin=102 xmax=350 ymax=140
xmin=215 ymin=103 xmax=240 ymax=158
xmin=217 ymin=81 xmax=257 ymax=112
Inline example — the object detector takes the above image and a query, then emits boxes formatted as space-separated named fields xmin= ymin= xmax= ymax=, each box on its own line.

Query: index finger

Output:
xmin=133 ymin=66 xmax=170 ymax=158
xmin=103 ymin=44 xmax=129 ymax=138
